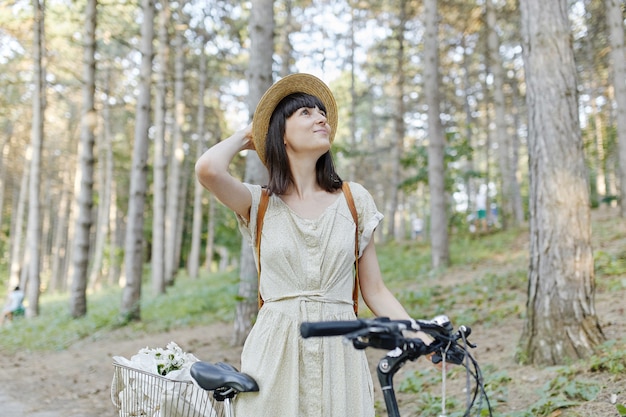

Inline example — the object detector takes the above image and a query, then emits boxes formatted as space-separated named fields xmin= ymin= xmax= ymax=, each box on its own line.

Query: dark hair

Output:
xmin=264 ymin=93 xmax=341 ymax=195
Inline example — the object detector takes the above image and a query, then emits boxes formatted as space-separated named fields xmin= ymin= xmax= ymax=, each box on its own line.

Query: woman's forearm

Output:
xmin=195 ymin=124 xmax=252 ymax=191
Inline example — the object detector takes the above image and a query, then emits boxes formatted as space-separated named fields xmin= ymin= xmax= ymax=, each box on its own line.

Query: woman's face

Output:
xmin=283 ymin=105 xmax=331 ymax=162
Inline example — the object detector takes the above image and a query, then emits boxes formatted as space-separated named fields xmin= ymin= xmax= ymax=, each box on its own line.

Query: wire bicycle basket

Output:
xmin=111 ymin=360 xmax=224 ymax=417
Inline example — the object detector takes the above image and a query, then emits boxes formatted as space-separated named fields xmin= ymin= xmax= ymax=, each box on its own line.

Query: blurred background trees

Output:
xmin=0 ymin=0 xmax=623 ymax=365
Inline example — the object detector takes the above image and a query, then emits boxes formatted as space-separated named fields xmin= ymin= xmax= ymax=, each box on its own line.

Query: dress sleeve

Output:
xmin=235 ymin=183 xmax=262 ymax=246
xmin=348 ymin=182 xmax=384 ymax=258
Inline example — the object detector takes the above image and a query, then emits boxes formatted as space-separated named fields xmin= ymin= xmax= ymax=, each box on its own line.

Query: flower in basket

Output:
xmin=136 ymin=341 xmax=199 ymax=376
xmin=112 ymin=342 xmax=213 ymax=417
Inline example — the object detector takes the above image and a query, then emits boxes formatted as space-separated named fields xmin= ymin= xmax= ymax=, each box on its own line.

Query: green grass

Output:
xmin=0 ymin=271 xmax=239 ymax=354
xmin=1 ymin=211 xmax=625 ymax=417
xmin=377 ymin=227 xmax=528 ymax=323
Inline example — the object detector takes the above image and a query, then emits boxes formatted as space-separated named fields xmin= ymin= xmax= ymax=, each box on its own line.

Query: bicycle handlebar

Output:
xmin=301 ymin=315 xmax=471 ymax=344
xmin=300 ymin=315 xmax=492 ymax=416
xmin=300 ymin=319 xmax=372 ymax=338
xmin=300 ymin=315 xmax=475 ymax=364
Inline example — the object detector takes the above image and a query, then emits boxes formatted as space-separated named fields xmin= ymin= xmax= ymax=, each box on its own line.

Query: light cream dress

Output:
xmin=233 ymin=181 xmax=383 ymax=417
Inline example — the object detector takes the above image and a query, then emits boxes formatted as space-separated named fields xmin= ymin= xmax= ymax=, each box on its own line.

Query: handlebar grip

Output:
xmin=300 ymin=320 xmax=366 ymax=338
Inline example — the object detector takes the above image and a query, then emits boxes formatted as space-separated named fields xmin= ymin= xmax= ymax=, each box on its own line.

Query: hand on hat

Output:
xmin=237 ymin=122 xmax=256 ymax=151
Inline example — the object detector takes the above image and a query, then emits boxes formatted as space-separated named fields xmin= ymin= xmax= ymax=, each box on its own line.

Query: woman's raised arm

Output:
xmin=195 ymin=123 xmax=255 ymax=221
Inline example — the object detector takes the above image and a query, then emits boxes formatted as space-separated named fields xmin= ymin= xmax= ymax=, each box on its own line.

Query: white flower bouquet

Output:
xmin=111 ymin=342 xmax=214 ymax=417
xmin=134 ymin=341 xmax=198 ymax=377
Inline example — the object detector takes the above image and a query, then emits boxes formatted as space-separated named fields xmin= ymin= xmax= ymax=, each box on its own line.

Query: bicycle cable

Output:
xmin=439 ymin=340 xmax=451 ymax=417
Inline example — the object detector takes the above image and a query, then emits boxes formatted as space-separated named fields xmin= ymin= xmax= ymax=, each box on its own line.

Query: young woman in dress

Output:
xmin=196 ymin=73 xmax=423 ymax=417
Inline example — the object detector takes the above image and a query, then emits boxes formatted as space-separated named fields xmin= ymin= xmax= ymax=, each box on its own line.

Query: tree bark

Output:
xmin=388 ymin=0 xmax=407 ymax=242
xmin=164 ymin=24 xmax=186 ymax=286
xmin=518 ymin=0 xmax=604 ymax=365
xmin=151 ymin=0 xmax=170 ymax=295
xmin=120 ymin=0 xmax=155 ymax=321
xmin=24 ymin=0 xmax=45 ymax=318
xmin=423 ymin=0 xmax=449 ymax=268
xmin=188 ymin=34 xmax=207 ymax=280
xmin=232 ymin=0 xmax=273 ymax=346
xmin=9 ymin=156 xmax=28 ymax=290
xmin=487 ymin=0 xmax=522 ymax=229
xmin=0 ymin=131 xmax=9 ymax=240
xmin=70 ymin=0 xmax=97 ymax=318
xmin=604 ymin=0 xmax=626 ymax=216
xmin=89 ymin=67 xmax=114 ymax=289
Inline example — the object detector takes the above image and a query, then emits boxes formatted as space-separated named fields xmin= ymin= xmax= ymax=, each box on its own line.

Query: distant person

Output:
xmin=490 ymin=202 xmax=500 ymax=228
xmin=475 ymin=185 xmax=488 ymax=232
xmin=1 ymin=286 xmax=25 ymax=325
xmin=411 ymin=215 xmax=424 ymax=241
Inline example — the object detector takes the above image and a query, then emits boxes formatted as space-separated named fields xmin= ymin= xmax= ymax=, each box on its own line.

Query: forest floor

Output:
xmin=1 ymin=206 xmax=625 ymax=417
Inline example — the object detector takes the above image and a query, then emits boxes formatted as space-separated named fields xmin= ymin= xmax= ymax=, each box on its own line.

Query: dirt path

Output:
xmin=2 ymin=206 xmax=624 ymax=417
xmin=1 ymin=322 xmax=241 ymax=417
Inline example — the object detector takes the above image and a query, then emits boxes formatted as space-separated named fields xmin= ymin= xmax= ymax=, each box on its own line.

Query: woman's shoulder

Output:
xmin=344 ymin=181 xmax=370 ymax=198
xmin=242 ymin=183 xmax=263 ymax=196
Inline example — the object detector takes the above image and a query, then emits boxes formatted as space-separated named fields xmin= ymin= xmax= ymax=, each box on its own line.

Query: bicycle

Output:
xmin=188 ymin=315 xmax=492 ymax=417
xmin=300 ymin=315 xmax=493 ymax=417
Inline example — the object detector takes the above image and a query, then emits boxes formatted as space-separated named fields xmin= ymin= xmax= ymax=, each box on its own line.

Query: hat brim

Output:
xmin=252 ymin=73 xmax=338 ymax=166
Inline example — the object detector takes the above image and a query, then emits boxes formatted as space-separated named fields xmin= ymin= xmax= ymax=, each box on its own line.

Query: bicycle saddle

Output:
xmin=191 ymin=361 xmax=259 ymax=393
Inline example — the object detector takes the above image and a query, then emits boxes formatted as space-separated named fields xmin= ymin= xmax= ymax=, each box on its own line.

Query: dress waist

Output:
xmin=261 ymin=291 xmax=355 ymax=320
xmin=263 ymin=291 xmax=353 ymax=306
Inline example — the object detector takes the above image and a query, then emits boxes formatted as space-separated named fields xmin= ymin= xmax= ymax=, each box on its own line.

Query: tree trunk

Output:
xmin=70 ymin=0 xmax=97 ymax=318
xmin=24 ymin=0 xmax=45 ymax=318
xmin=9 ymin=156 xmax=28 ymax=290
xmin=173 ymin=160 xmax=188 ymax=273
xmin=387 ymin=0 xmax=407 ymax=242
xmin=108 ymin=180 xmax=123 ymax=286
xmin=605 ymin=0 xmax=626 ymax=216
xmin=89 ymin=67 xmax=114 ymax=289
xmin=151 ymin=0 xmax=170 ymax=295
xmin=423 ymin=0 xmax=449 ymax=268
xmin=164 ymin=25 xmax=185 ymax=286
xmin=50 ymin=179 xmax=71 ymax=292
xmin=487 ymin=0 xmax=521 ymax=229
xmin=120 ymin=0 xmax=155 ymax=321
xmin=518 ymin=0 xmax=604 ymax=365
xmin=188 ymin=35 xmax=207 ymax=280
xmin=0 ymin=131 xmax=9 ymax=239
xmin=509 ymin=73 xmax=525 ymax=224
xmin=232 ymin=0 xmax=273 ymax=346
xmin=204 ymin=121 xmax=222 ymax=272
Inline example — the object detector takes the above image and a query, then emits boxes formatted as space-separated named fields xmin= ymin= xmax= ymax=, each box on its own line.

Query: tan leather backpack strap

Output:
xmin=256 ymin=188 xmax=270 ymax=310
xmin=342 ymin=182 xmax=360 ymax=315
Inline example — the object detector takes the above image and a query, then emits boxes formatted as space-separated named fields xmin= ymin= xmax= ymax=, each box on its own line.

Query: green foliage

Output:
xmin=588 ymin=339 xmax=626 ymax=374
xmin=505 ymin=370 xmax=601 ymax=417
xmin=398 ymin=368 xmax=442 ymax=393
xmin=526 ymin=375 xmax=600 ymax=417
xmin=0 ymin=270 xmax=239 ymax=354
xmin=595 ymin=250 xmax=626 ymax=277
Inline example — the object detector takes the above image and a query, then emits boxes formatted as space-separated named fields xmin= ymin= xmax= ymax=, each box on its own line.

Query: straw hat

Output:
xmin=252 ymin=73 xmax=338 ymax=166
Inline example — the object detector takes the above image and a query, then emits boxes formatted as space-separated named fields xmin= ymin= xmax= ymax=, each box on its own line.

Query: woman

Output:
xmin=196 ymin=73 xmax=417 ymax=417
